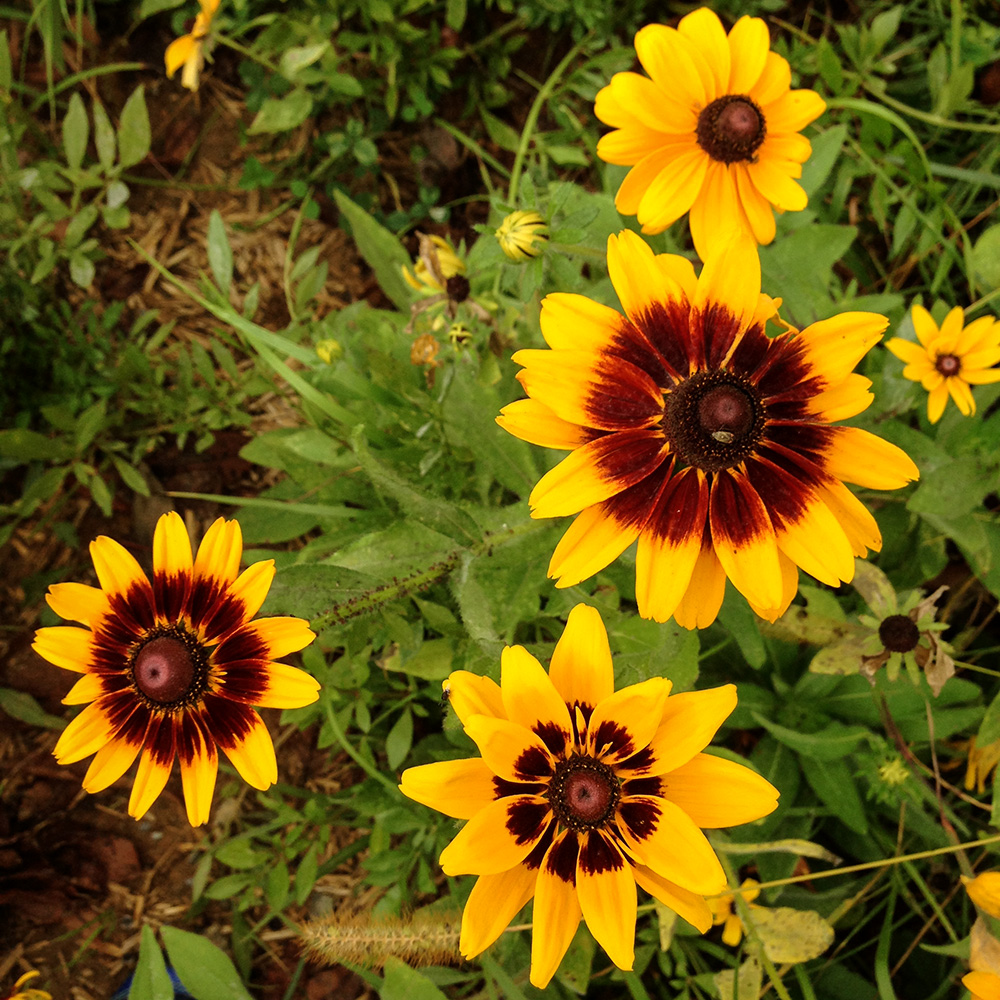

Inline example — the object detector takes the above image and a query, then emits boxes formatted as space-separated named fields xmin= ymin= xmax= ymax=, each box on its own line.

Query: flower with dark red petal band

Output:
xmin=498 ymin=230 xmax=920 ymax=628
xmin=400 ymin=604 xmax=778 ymax=988
xmin=33 ymin=513 xmax=319 ymax=826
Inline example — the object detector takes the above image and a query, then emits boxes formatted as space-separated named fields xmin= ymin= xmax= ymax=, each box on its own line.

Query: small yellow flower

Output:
xmin=495 ymin=210 xmax=548 ymax=261
xmin=967 ymin=738 xmax=1000 ymax=795
xmin=878 ymin=757 xmax=909 ymax=787
xmin=165 ymin=0 xmax=221 ymax=91
xmin=709 ymin=878 xmax=761 ymax=946
xmin=886 ymin=304 xmax=1000 ymax=423
xmin=316 ymin=339 xmax=342 ymax=364
xmin=964 ymin=872 xmax=1000 ymax=920
xmin=3 ymin=971 xmax=52 ymax=1000
xmin=402 ymin=234 xmax=466 ymax=295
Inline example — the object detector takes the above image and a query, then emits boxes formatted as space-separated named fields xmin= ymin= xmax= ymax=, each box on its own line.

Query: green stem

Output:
xmin=507 ymin=39 xmax=588 ymax=205
xmin=322 ymin=698 xmax=399 ymax=793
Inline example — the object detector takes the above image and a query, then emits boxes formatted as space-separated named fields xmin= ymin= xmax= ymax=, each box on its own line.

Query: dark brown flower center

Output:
xmin=130 ymin=627 xmax=208 ymax=707
xmin=935 ymin=353 xmax=961 ymax=377
xmin=549 ymin=755 xmax=620 ymax=832
xmin=445 ymin=274 xmax=470 ymax=303
xmin=664 ymin=370 xmax=766 ymax=473
xmin=696 ymin=95 xmax=766 ymax=164
xmin=878 ymin=614 xmax=920 ymax=653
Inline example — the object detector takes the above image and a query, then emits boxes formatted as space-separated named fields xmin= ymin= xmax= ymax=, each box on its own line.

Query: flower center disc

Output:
xmin=549 ymin=756 xmax=620 ymax=831
xmin=696 ymin=95 xmax=766 ymax=164
xmin=878 ymin=614 xmax=920 ymax=653
xmin=935 ymin=353 xmax=961 ymax=377
xmin=665 ymin=370 xmax=766 ymax=473
xmin=133 ymin=636 xmax=196 ymax=703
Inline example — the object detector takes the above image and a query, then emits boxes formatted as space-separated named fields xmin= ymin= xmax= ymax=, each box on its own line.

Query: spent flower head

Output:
xmin=33 ymin=512 xmax=319 ymax=826
xmin=399 ymin=604 xmax=778 ymax=988
xmin=495 ymin=210 xmax=548 ymax=261
xmin=886 ymin=304 xmax=1000 ymax=424
xmin=2 ymin=972 xmax=51 ymax=1000
xmin=164 ymin=0 xmax=221 ymax=91
xmin=595 ymin=7 xmax=825 ymax=259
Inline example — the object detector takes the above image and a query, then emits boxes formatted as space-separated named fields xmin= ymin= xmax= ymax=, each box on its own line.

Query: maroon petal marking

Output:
xmin=177 ymin=710 xmax=216 ymax=769
xmin=153 ymin=570 xmax=191 ymax=625
xmin=727 ymin=323 xmax=772 ymax=380
xmin=582 ymin=356 xmax=665 ymax=431
xmin=643 ymin=466 xmax=708 ymax=545
xmin=506 ymin=798 xmax=553 ymax=846
xmin=578 ymin=830 xmax=628 ymax=876
xmin=513 ymin=745 xmax=555 ymax=781
xmin=211 ymin=661 xmax=271 ymax=704
xmin=762 ymin=425 xmax=836 ymax=472
xmin=141 ymin=708 xmax=178 ymax=767
xmin=602 ymin=455 xmax=676 ymax=532
xmin=630 ymin=302 xmax=694 ymax=383
xmin=754 ymin=335 xmax=816 ymax=398
xmin=544 ymin=829 xmax=581 ymax=885
xmin=690 ymin=305 xmax=744 ymax=372
xmin=96 ymin=689 xmax=147 ymax=739
xmin=708 ymin=469 xmax=772 ymax=547
xmin=212 ymin=624 xmax=270 ymax=667
xmin=91 ymin=632 xmax=132 ymax=674
xmin=590 ymin=720 xmax=638 ymax=763
xmin=617 ymin=795 xmax=663 ymax=843
xmin=524 ymin=820 xmax=556 ymax=871
xmin=616 ymin=747 xmax=656 ymax=778
xmin=189 ymin=580 xmax=248 ymax=645
xmin=743 ymin=455 xmax=814 ymax=530
xmin=199 ymin=692 xmax=257 ymax=751
xmin=620 ymin=774 xmax=664 ymax=797
xmin=494 ymin=776 xmax=549 ymax=799
xmin=534 ymin=721 xmax=571 ymax=759
xmin=583 ymin=429 xmax=670 ymax=495
xmin=108 ymin=580 xmax=157 ymax=636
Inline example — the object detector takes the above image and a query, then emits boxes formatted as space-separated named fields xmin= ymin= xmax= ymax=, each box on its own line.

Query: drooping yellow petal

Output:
xmin=688 ymin=160 xmax=750 ymax=262
xmin=179 ymin=716 xmax=219 ymax=827
xmin=83 ymin=737 xmax=142 ymax=793
xmin=632 ymin=863 xmax=713 ymax=932
xmin=816 ymin=480 xmax=881 ymax=557
xmin=773 ymin=491 xmax=856 ymax=588
xmin=445 ymin=670 xmax=505 ymax=723
xmin=165 ymin=34 xmax=196 ymax=78
xmin=399 ymin=758 xmax=498 ymax=819
xmin=496 ymin=398 xmax=590 ymax=450
xmin=635 ymin=524 xmax=703 ymax=625
xmin=747 ymin=157 xmax=807 ymax=211
xmin=548 ymin=504 xmax=642 ymax=589
xmin=530 ymin=832 xmax=584 ymax=989
xmin=660 ymin=752 xmax=779 ymax=827
xmin=963 ymin=871 xmax=1000 ymax=919
xmin=219 ymin=712 xmax=277 ymax=790
xmin=672 ymin=544 xmax=727 ymax=630
xmin=576 ymin=831 xmax=636 ymax=972
xmin=734 ymin=162 xmax=777 ymax=246
xmin=548 ymin=604 xmax=615 ymax=713
xmin=947 ymin=375 xmax=977 ymax=416
xmin=460 ymin=865 xmax=538 ymax=959
xmin=45 ymin=582 xmax=109 ymax=629
xmin=636 ymin=147 xmax=709 ymax=234
xmin=53 ymin=699 xmax=117 ymax=763
xmin=128 ymin=743 xmax=174 ymax=820
xmin=32 ymin=626 xmax=98 ymax=673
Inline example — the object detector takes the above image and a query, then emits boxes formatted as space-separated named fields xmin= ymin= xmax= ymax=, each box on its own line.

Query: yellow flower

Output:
xmin=964 ymin=872 xmax=1000 ymax=920
xmin=496 ymin=230 xmax=919 ymax=628
xmin=967 ymin=738 xmax=1000 ymax=795
xmin=965 ymin=971 xmax=1000 ymax=1000
xmin=33 ymin=512 xmax=319 ymax=827
xmin=402 ymin=233 xmax=466 ymax=295
xmin=164 ymin=0 xmax=221 ymax=91
xmin=2 ymin=971 xmax=52 ymax=1000
xmin=886 ymin=304 xmax=1000 ymax=423
xmin=495 ymin=210 xmax=548 ymax=261
xmin=594 ymin=7 xmax=825 ymax=259
xmin=399 ymin=604 xmax=779 ymax=988
xmin=709 ymin=878 xmax=761 ymax=946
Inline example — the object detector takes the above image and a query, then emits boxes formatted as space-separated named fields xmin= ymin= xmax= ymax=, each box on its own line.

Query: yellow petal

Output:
xmin=501 ymin=645 xmax=573 ymax=745
xmin=54 ymin=699 xmax=116 ymax=764
xmin=798 ymin=312 xmax=888 ymax=382
xmin=632 ymin=863 xmax=713 ymax=932
xmin=587 ymin=677 xmax=672 ymax=765
xmin=238 ymin=617 xmax=316 ymax=659
xmin=747 ymin=156 xmax=808 ymax=211
xmin=253 ymin=662 xmax=320 ymax=709
xmin=548 ymin=604 xmax=614 ymax=713
xmin=660 ymin=752 xmax=779 ymax=827
xmin=688 ymin=160 xmax=750 ymax=262
xmin=445 ymin=671 xmax=505 ymax=724
xmin=823 ymin=426 xmax=920 ymax=490
xmin=63 ymin=672 xmax=106 ymax=705
xmin=83 ymin=737 xmax=142 ymax=793
xmin=152 ymin=511 xmax=194 ymax=579
xmin=677 ymin=7 xmax=730 ymax=100
xmin=194 ymin=517 xmax=243 ymax=587
xmin=762 ymin=88 xmax=826 ymax=134
xmin=90 ymin=534 xmax=151 ymax=603
xmin=460 ymin=865 xmax=538 ymax=959
xmin=219 ymin=711 xmax=277 ymax=789
xmin=32 ymin=626 xmax=98 ymax=673
xmin=672 ymin=544 xmax=727 ymax=630
xmin=634 ymin=24 xmax=707 ymax=107
xmin=576 ymin=832 xmax=636 ymax=972
xmin=773 ymin=491 xmax=856 ymax=588
xmin=463 ymin=716 xmax=554 ymax=783
xmin=439 ymin=796 xmax=550 ymax=876
xmin=45 ymin=582 xmax=109 ymax=629
xmin=750 ymin=51 xmax=791 ymax=106
xmin=816 ymin=480 xmax=881 ymax=557
xmin=635 ymin=524 xmax=703 ymax=625
xmin=734 ymin=162 xmax=777 ymax=245
xmin=129 ymin=743 xmax=174 ymax=820
xmin=640 ymin=685 xmax=738 ymax=777
xmin=399 ymin=758 xmax=498 ymax=819
xmin=228 ymin=560 xmax=276 ymax=622
xmin=607 ymin=230 xmax=687 ymax=325
xmin=548 ymin=504 xmax=641 ymax=589
xmin=636 ymin=147 xmax=709 ymax=233
xmin=727 ymin=15 xmax=770 ymax=94
xmin=496 ymin=398 xmax=590 ymax=450
xmin=165 ymin=34 xmax=196 ymax=78
xmin=964 ymin=872 xmax=1000 ymax=919
xmin=179 ymin=716 xmax=219 ymax=827
xmin=530 ymin=832 xmax=583 ymax=989
xmin=927 ymin=381 xmax=950 ymax=423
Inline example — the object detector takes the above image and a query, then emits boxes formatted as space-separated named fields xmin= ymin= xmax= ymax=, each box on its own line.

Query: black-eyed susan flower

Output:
xmin=2 ymin=972 xmax=51 ymax=1000
xmin=886 ymin=304 xmax=1000 ymax=424
xmin=594 ymin=7 xmax=825 ymax=260
xmin=964 ymin=971 xmax=1000 ymax=1000
xmin=495 ymin=210 xmax=548 ymax=261
xmin=399 ymin=603 xmax=778 ymax=988
xmin=497 ymin=230 xmax=919 ymax=628
xmin=33 ymin=512 xmax=319 ymax=827
xmin=709 ymin=878 xmax=761 ymax=946
xmin=964 ymin=872 xmax=1000 ymax=919
xmin=164 ymin=0 xmax=221 ymax=91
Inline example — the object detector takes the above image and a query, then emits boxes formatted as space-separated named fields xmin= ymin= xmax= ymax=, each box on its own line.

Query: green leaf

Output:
xmin=800 ymin=755 xmax=868 ymax=834
xmin=333 ymin=190 xmax=415 ymax=311
xmin=799 ymin=123 xmax=847 ymax=198
xmin=93 ymin=99 xmax=116 ymax=171
xmin=385 ymin=706 xmax=414 ymax=769
xmin=749 ymin=906 xmax=835 ymax=963
xmin=248 ymin=89 xmax=313 ymax=135
xmin=215 ymin=838 xmax=267 ymax=870
xmin=75 ymin=399 xmax=107 ymax=452
xmin=265 ymin=860 xmax=290 ymax=910
xmin=608 ymin=615 xmax=699 ymax=692
xmin=445 ymin=0 xmax=466 ymax=30
xmin=118 ymin=85 xmax=151 ymax=168
xmin=161 ymin=926 xmax=254 ymax=1000
xmin=111 ymin=455 xmax=151 ymax=496
xmin=379 ymin=958 xmax=448 ymax=1000
xmin=137 ymin=0 xmax=185 ymax=17
xmin=295 ymin=843 xmax=319 ymax=905
xmin=279 ymin=43 xmax=329 ymax=79
xmin=481 ymin=109 xmax=520 ymax=153
xmin=972 ymin=225 xmax=1000 ymax=292
xmin=751 ymin=712 xmax=870 ymax=761
xmin=0 ymin=428 xmax=72 ymax=462
xmin=62 ymin=92 xmax=89 ymax=170
xmin=383 ymin=638 xmax=456 ymax=680
xmin=0 ymin=688 xmax=66 ymax=730
xmin=206 ymin=210 xmax=234 ymax=293
xmin=129 ymin=925 xmax=174 ymax=1000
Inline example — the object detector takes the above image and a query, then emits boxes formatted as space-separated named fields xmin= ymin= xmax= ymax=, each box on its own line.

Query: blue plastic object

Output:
xmin=111 ymin=966 xmax=194 ymax=1000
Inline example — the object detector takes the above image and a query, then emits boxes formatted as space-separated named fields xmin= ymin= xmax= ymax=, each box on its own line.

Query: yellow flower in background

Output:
xmin=710 ymin=878 xmax=761 ymax=946
xmin=965 ymin=971 xmax=1000 ymax=1000
xmin=594 ymin=7 xmax=825 ymax=260
xmin=886 ymin=305 xmax=1000 ymax=423
xmin=164 ymin=0 xmax=221 ymax=91
xmin=497 ymin=230 xmax=919 ymax=628
xmin=964 ymin=872 xmax=1000 ymax=920
xmin=495 ymin=210 xmax=549 ymax=261
xmin=33 ymin=512 xmax=319 ymax=827
xmin=402 ymin=233 xmax=466 ymax=295
xmin=966 ymin=738 xmax=1000 ymax=795
xmin=2 ymin=971 xmax=52 ymax=1000
xmin=399 ymin=604 xmax=778 ymax=988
